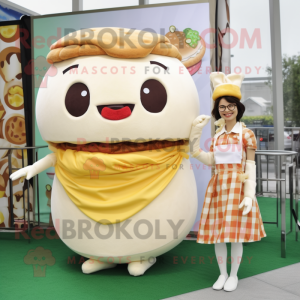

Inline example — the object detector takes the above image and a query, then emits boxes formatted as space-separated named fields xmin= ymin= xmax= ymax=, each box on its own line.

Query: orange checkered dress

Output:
xmin=197 ymin=127 xmax=266 ymax=244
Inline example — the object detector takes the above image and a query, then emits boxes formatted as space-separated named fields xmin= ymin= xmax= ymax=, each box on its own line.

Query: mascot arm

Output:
xmin=10 ymin=153 xmax=57 ymax=181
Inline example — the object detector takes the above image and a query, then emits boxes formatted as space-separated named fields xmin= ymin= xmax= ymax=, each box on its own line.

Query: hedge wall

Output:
xmin=241 ymin=115 xmax=274 ymax=126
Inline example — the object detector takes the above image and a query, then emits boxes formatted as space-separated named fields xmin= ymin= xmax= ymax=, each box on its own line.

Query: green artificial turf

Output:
xmin=0 ymin=197 xmax=299 ymax=300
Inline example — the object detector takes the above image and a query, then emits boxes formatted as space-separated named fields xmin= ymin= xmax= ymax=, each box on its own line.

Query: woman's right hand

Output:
xmin=192 ymin=115 xmax=211 ymax=130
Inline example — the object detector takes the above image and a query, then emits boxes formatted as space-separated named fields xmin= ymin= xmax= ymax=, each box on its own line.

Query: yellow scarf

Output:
xmin=52 ymin=144 xmax=189 ymax=224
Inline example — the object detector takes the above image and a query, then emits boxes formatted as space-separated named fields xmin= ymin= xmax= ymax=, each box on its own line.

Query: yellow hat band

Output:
xmin=212 ymin=84 xmax=242 ymax=101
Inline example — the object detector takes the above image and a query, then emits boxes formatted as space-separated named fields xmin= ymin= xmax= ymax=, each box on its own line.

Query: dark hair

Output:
xmin=211 ymin=96 xmax=245 ymax=122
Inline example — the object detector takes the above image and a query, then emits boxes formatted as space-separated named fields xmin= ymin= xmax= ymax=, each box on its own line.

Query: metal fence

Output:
xmin=255 ymin=150 xmax=298 ymax=257
xmin=249 ymin=126 xmax=300 ymax=193
xmin=249 ymin=127 xmax=300 ymax=250
xmin=249 ymin=127 xmax=300 ymax=154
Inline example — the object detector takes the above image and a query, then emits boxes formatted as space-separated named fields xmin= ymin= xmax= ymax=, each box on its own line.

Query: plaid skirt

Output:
xmin=197 ymin=164 xmax=266 ymax=244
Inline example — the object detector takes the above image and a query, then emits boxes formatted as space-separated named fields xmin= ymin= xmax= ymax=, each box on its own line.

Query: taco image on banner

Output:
xmin=166 ymin=26 xmax=206 ymax=76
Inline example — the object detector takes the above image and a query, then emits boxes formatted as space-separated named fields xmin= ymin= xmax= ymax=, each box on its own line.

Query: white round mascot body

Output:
xmin=11 ymin=28 xmax=200 ymax=276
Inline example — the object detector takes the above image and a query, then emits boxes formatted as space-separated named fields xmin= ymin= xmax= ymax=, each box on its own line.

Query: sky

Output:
xmin=8 ymin=0 xmax=300 ymax=77
xmin=231 ymin=0 xmax=300 ymax=78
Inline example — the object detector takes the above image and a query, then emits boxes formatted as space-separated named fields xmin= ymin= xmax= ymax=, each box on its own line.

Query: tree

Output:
xmin=266 ymin=54 xmax=300 ymax=126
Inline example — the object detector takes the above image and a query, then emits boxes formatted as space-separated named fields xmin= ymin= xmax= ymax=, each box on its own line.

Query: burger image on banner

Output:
xmin=166 ymin=26 xmax=206 ymax=76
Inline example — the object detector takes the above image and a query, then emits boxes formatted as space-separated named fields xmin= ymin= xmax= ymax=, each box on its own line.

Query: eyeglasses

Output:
xmin=219 ymin=104 xmax=236 ymax=112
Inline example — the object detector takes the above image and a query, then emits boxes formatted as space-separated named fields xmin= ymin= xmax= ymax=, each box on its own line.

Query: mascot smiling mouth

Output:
xmin=97 ymin=104 xmax=135 ymax=120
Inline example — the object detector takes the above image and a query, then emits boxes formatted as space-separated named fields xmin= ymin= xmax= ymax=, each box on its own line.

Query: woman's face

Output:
xmin=218 ymin=98 xmax=238 ymax=122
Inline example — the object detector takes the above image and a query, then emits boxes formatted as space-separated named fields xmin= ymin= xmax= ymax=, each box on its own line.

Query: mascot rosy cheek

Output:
xmin=11 ymin=27 xmax=200 ymax=276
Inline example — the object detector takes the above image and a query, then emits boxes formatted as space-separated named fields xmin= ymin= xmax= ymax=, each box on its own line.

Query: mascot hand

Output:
xmin=190 ymin=115 xmax=212 ymax=157
xmin=192 ymin=115 xmax=211 ymax=130
xmin=10 ymin=154 xmax=56 ymax=181
xmin=239 ymin=197 xmax=253 ymax=215
xmin=10 ymin=165 xmax=36 ymax=181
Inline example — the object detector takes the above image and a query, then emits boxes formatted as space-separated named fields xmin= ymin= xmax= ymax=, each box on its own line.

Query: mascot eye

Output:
xmin=65 ymin=83 xmax=90 ymax=117
xmin=140 ymin=79 xmax=167 ymax=113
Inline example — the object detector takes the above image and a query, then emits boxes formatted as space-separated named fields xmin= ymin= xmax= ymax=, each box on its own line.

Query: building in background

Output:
xmin=240 ymin=78 xmax=273 ymax=117
xmin=241 ymin=79 xmax=272 ymax=103
xmin=242 ymin=97 xmax=272 ymax=116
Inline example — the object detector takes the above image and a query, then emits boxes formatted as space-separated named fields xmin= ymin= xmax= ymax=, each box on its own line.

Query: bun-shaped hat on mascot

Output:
xmin=210 ymin=72 xmax=245 ymax=101
xmin=47 ymin=27 xmax=182 ymax=63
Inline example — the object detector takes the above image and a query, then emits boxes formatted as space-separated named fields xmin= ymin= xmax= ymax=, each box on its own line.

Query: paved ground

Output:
xmin=163 ymin=263 xmax=300 ymax=300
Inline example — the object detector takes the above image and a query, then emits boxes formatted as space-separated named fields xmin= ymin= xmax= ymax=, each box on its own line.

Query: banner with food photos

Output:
xmin=0 ymin=22 xmax=33 ymax=229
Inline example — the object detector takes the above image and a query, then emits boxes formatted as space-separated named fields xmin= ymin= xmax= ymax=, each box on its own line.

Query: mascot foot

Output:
xmin=128 ymin=257 xmax=157 ymax=276
xmin=82 ymin=259 xmax=117 ymax=274
xmin=224 ymin=276 xmax=238 ymax=292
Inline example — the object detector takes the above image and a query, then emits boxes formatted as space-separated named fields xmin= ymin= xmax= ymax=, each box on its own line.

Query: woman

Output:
xmin=189 ymin=72 xmax=266 ymax=292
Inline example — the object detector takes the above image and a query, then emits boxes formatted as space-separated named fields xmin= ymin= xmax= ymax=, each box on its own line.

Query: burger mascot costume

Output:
xmin=10 ymin=28 xmax=200 ymax=276
xmin=189 ymin=72 xmax=266 ymax=291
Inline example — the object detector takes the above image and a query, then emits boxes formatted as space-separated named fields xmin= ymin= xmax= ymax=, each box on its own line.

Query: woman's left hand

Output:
xmin=239 ymin=197 xmax=253 ymax=215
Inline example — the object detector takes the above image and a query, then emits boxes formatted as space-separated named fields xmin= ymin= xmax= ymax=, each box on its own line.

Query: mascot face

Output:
xmin=36 ymin=54 xmax=199 ymax=143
